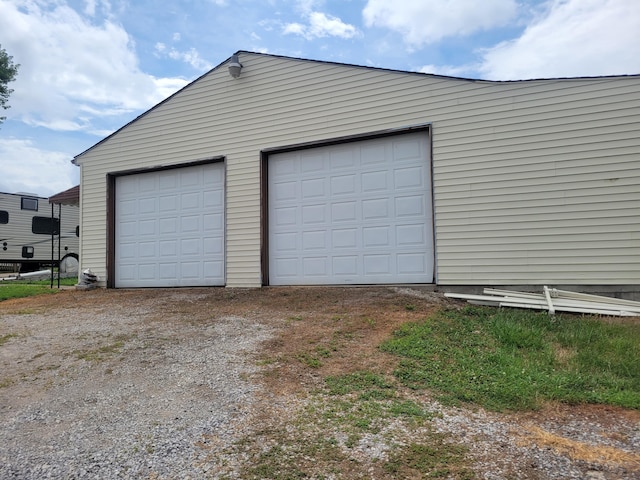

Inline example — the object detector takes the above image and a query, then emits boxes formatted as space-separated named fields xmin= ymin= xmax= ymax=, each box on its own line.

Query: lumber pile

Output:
xmin=444 ymin=287 xmax=640 ymax=317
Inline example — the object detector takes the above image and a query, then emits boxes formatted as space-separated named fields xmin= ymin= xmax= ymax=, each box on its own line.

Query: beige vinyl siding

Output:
xmin=74 ymin=53 xmax=640 ymax=287
xmin=433 ymin=76 xmax=640 ymax=285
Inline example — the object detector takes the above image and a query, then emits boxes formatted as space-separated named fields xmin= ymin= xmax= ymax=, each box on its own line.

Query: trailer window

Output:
xmin=32 ymin=216 xmax=59 ymax=235
xmin=0 ymin=210 xmax=7 ymax=224
xmin=21 ymin=197 xmax=38 ymax=211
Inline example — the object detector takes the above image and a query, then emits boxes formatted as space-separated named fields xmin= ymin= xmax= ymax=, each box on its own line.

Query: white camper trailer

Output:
xmin=0 ymin=191 xmax=79 ymax=272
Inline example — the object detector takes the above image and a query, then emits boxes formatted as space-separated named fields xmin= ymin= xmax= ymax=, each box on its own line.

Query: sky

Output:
xmin=0 ymin=0 xmax=638 ymax=197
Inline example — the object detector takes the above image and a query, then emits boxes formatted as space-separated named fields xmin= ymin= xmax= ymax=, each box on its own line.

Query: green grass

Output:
xmin=381 ymin=306 xmax=640 ymax=411
xmin=0 ymin=277 xmax=77 ymax=302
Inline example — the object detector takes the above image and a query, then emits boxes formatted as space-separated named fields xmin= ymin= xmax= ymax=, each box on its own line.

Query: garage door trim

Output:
xmin=106 ymin=157 xmax=225 ymax=288
xmin=260 ymin=124 xmax=433 ymax=285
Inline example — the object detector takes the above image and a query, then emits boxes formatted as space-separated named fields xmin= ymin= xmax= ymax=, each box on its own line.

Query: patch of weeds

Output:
xmin=288 ymin=315 xmax=303 ymax=322
xmin=297 ymin=352 xmax=322 ymax=368
xmin=17 ymin=309 xmax=35 ymax=315
xmin=384 ymin=435 xmax=475 ymax=479
xmin=387 ymin=399 xmax=430 ymax=419
xmin=362 ymin=316 xmax=376 ymax=327
xmin=245 ymin=445 xmax=306 ymax=479
xmin=237 ymin=431 xmax=349 ymax=480
xmin=35 ymin=364 xmax=60 ymax=373
xmin=315 ymin=345 xmax=332 ymax=358
xmin=333 ymin=329 xmax=354 ymax=340
xmin=71 ymin=334 xmax=133 ymax=362
xmin=295 ymin=343 xmax=335 ymax=369
xmin=228 ymin=370 xmax=464 ymax=479
xmin=0 ymin=333 xmax=18 ymax=346
xmin=0 ymin=378 xmax=14 ymax=388
xmin=405 ymin=304 xmax=416 ymax=311
xmin=325 ymin=371 xmax=394 ymax=397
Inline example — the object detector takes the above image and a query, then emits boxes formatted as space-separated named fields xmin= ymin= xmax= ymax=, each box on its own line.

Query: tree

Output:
xmin=0 ymin=44 xmax=19 ymax=125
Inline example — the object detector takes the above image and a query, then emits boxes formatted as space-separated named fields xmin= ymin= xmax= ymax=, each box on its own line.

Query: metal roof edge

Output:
xmin=235 ymin=50 xmax=640 ymax=83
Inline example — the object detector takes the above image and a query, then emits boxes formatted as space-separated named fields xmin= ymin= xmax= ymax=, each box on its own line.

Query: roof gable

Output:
xmin=72 ymin=51 xmax=640 ymax=164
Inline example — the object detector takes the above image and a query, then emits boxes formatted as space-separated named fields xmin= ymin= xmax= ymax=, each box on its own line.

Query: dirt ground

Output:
xmin=1 ymin=286 xmax=639 ymax=479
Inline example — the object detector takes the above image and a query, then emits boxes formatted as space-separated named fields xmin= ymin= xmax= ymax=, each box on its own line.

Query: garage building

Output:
xmin=72 ymin=52 xmax=640 ymax=291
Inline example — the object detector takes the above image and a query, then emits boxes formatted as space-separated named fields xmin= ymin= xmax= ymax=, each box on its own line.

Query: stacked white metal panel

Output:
xmin=446 ymin=287 xmax=640 ymax=316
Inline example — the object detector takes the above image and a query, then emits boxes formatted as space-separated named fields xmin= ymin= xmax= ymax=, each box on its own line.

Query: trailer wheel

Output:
xmin=59 ymin=254 xmax=79 ymax=274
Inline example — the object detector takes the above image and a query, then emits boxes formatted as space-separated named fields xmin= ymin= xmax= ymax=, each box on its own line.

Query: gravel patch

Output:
xmin=0 ymin=294 xmax=272 ymax=479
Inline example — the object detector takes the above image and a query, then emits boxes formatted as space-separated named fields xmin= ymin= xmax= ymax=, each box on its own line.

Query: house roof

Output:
xmin=71 ymin=50 xmax=640 ymax=164
xmin=49 ymin=185 xmax=80 ymax=206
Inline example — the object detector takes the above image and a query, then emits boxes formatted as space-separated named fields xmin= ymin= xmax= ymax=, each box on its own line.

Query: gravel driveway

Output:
xmin=1 ymin=289 xmax=273 ymax=479
xmin=1 ymin=287 xmax=639 ymax=479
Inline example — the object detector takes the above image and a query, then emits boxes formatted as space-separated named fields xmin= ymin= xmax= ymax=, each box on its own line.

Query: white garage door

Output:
xmin=115 ymin=163 xmax=225 ymax=287
xmin=268 ymin=132 xmax=433 ymax=285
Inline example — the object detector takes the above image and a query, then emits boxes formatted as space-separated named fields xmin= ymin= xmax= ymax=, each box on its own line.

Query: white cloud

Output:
xmin=0 ymin=139 xmax=79 ymax=197
xmin=0 ymin=0 xmax=188 ymax=134
xmin=155 ymin=44 xmax=213 ymax=71
xmin=283 ymin=22 xmax=306 ymax=35
xmin=363 ymin=0 xmax=517 ymax=46
xmin=83 ymin=0 xmax=97 ymax=16
xmin=478 ymin=0 xmax=640 ymax=80
xmin=284 ymin=11 xmax=360 ymax=39
xmin=294 ymin=0 xmax=322 ymax=15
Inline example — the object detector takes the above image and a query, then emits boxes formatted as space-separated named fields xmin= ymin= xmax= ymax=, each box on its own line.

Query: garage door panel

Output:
xmin=362 ymin=170 xmax=388 ymax=192
xmin=302 ymin=204 xmax=326 ymax=224
xmin=361 ymin=144 xmax=386 ymax=165
xmin=330 ymin=147 xmax=357 ymax=169
xmin=204 ymin=190 xmax=224 ymax=208
xmin=393 ymin=136 xmax=422 ymax=161
xmin=159 ymin=263 xmax=176 ymax=279
xmin=397 ymin=224 xmax=426 ymax=245
xmin=331 ymin=201 xmax=357 ymax=222
xmin=396 ymin=194 xmax=425 ymax=217
xmin=332 ymin=228 xmax=357 ymax=249
xmin=159 ymin=195 xmax=178 ymax=212
xmin=159 ymin=240 xmax=176 ymax=256
xmin=363 ymin=226 xmax=389 ymax=247
xmin=115 ymin=162 xmax=225 ymax=288
xmin=138 ymin=264 xmax=156 ymax=279
xmin=334 ymin=256 xmax=357 ymax=275
xmin=398 ymin=253 xmax=428 ymax=273
xmin=302 ymin=178 xmax=325 ymax=198
xmin=363 ymin=198 xmax=390 ymax=220
xmin=269 ymin=132 xmax=433 ymax=285
xmin=204 ymin=260 xmax=224 ymax=280
xmin=301 ymin=151 xmax=324 ymax=172
xmin=330 ymin=174 xmax=357 ymax=195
